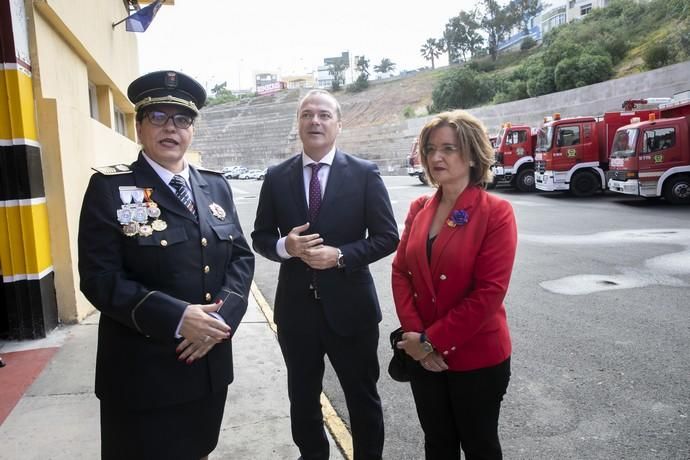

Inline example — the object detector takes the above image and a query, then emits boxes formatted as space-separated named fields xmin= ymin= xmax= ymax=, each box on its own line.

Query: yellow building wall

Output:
xmin=29 ymin=1 xmax=142 ymax=322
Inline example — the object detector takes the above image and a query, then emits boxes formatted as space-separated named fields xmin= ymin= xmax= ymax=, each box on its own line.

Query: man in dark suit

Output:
xmin=252 ymin=89 xmax=399 ymax=460
xmin=78 ymin=70 xmax=254 ymax=459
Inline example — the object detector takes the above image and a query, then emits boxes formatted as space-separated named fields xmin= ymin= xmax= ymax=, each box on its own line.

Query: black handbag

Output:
xmin=387 ymin=327 xmax=416 ymax=382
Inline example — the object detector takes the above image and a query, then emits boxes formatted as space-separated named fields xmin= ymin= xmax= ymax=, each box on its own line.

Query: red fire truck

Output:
xmin=491 ymin=122 xmax=537 ymax=192
xmin=406 ymin=137 xmax=427 ymax=184
xmin=607 ymin=94 xmax=690 ymax=204
xmin=534 ymin=104 xmax=661 ymax=196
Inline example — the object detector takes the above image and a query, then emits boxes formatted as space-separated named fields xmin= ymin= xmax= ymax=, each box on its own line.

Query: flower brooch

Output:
xmin=446 ymin=209 xmax=469 ymax=228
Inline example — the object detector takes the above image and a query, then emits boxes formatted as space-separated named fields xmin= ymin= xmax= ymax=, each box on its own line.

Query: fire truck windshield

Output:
xmin=496 ymin=128 xmax=506 ymax=148
xmin=611 ymin=129 xmax=638 ymax=158
xmin=536 ymin=126 xmax=553 ymax=151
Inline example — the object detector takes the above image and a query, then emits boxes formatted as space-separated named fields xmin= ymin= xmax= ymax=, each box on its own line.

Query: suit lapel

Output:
xmin=316 ymin=150 xmax=347 ymax=225
xmin=131 ymin=153 xmax=197 ymax=222
xmin=189 ymin=167 xmax=212 ymax=226
xmin=430 ymin=186 xmax=481 ymax=274
xmin=288 ymin=155 xmax=309 ymax=221
xmin=412 ymin=193 xmax=437 ymax=297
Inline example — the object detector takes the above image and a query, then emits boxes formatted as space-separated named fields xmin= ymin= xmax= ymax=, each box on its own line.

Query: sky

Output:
xmin=137 ymin=0 xmax=481 ymax=93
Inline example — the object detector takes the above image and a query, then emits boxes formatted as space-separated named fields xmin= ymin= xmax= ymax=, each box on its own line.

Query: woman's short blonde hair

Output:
xmin=418 ymin=110 xmax=494 ymax=188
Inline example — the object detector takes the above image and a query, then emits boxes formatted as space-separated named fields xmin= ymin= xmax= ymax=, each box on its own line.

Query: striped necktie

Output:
xmin=169 ymin=175 xmax=197 ymax=217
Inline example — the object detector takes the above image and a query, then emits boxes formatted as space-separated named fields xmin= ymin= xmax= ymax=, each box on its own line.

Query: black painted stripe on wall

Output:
xmin=0 ymin=0 xmax=17 ymax=65
xmin=1 ymin=272 xmax=57 ymax=339
xmin=0 ymin=144 xmax=46 ymax=201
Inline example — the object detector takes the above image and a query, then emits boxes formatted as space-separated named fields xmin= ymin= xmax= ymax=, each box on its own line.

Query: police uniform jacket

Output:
xmin=78 ymin=152 xmax=255 ymax=409
xmin=392 ymin=186 xmax=517 ymax=372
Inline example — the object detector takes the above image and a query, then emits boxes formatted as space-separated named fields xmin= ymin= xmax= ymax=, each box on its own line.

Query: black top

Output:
xmin=427 ymin=234 xmax=437 ymax=264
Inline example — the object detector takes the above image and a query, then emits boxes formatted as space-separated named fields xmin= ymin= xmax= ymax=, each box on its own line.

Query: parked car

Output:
xmin=226 ymin=166 xmax=247 ymax=179
xmin=238 ymin=169 xmax=264 ymax=180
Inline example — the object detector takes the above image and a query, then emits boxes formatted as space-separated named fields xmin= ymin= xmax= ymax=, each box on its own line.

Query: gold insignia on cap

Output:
xmin=164 ymin=71 xmax=178 ymax=88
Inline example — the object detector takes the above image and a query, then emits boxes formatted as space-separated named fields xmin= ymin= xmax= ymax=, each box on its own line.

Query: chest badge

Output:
xmin=209 ymin=202 xmax=226 ymax=220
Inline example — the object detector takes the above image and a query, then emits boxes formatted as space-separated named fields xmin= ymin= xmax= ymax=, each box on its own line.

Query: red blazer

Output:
xmin=392 ymin=186 xmax=517 ymax=371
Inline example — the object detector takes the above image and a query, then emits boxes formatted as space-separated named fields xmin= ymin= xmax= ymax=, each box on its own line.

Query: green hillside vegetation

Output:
xmin=426 ymin=0 xmax=689 ymax=112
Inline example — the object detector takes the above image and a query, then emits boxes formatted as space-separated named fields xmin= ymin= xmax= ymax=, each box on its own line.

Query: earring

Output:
xmin=469 ymin=161 xmax=475 ymax=167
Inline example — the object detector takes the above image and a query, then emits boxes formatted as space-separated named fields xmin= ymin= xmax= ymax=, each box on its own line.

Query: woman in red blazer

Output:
xmin=392 ymin=110 xmax=517 ymax=460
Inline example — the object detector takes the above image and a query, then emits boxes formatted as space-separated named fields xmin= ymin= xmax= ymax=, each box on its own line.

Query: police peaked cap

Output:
xmin=128 ymin=70 xmax=206 ymax=115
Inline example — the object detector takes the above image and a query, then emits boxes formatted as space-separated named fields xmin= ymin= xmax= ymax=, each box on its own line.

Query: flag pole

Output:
xmin=112 ymin=15 xmax=130 ymax=28
xmin=112 ymin=0 xmax=164 ymax=29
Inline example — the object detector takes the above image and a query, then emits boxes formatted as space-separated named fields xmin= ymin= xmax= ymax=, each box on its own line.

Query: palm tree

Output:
xmin=420 ymin=38 xmax=442 ymax=70
xmin=374 ymin=58 xmax=396 ymax=75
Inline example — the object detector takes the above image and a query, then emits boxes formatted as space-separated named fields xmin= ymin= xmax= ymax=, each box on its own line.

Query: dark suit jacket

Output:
xmin=392 ymin=186 xmax=517 ymax=371
xmin=78 ymin=152 xmax=255 ymax=409
xmin=252 ymin=150 xmax=399 ymax=336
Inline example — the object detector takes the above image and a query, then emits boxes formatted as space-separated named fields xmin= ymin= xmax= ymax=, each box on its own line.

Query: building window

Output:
xmin=88 ymin=82 xmax=99 ymax=120
xmin=569 ymin=0 xmax=575 ymax=7
xmin=581 ymin=3 xmax=592 ymax=15
xmin=114 ymin=108 xmax=127 ymax=136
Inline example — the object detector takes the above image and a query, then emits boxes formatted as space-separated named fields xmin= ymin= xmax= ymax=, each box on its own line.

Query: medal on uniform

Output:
xmin=147 ymin=205 xmax=161 ymax=218
xmin=118 ymin=186 xmax=168 ymax=236
xmin=132 ymin=206 xmax=148 ymax=223
xmin=123 ymin=222 xmax=139 ymax=236
xmin=151 ymin=219 xmax=168 ymax=231
xmin=209 ymin=202 xmax=226 ymax=220
xmin=119 ymin=187 xmax=134 ymax=205
xmin=139 ymin=224 xmax=153 ymax=237
xmin=117 ymin=208 xmax=133 ymax=224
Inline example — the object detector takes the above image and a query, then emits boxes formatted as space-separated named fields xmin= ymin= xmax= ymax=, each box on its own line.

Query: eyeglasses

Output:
xmin=145 ymin=111 xmax=194 ymax=129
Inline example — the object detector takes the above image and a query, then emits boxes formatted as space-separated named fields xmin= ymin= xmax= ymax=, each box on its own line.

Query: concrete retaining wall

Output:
xmin=195 ymin=61 xmax=690 ymax=174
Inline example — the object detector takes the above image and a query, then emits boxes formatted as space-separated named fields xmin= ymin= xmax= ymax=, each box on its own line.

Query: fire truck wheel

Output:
xmin=515 ymin=168 xmax=536 ymax=192
xmin=419 ymin=173 xmax=429 ymax=185
xmin=570 ymin=170 xmax=599 ymax=197
xmin=663 ymin=175 xmax=690 ymax=205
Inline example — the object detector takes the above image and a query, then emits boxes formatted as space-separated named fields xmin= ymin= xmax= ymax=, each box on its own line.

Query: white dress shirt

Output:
xmin=276 ymin=147 xmax=336 ymax=259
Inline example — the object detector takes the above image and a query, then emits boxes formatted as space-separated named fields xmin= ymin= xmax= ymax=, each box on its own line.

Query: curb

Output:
xmin=250 ymin=282 xmax=354 ymax=460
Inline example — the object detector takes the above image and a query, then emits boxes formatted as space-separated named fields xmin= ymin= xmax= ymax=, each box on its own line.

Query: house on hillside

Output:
xmin=499 ymin=0 xmax=650 ymax=53
xmin=283 ymin=74 xmax=315 ymax=89
xmin=541 ymin=4 xmax=568 ymax=36
xmin=499 ymin=0 xmax=565 ymax=52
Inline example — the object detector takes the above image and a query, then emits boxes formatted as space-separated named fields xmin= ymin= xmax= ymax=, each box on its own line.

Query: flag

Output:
xmin=125 ymin=0 xmax=163 ymax=33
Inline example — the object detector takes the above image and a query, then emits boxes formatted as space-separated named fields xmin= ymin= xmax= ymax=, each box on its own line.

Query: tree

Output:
xmin=355 ymin=55 xmax=370 ymax=78
xmin=457 ymin=11 xmax=484 ymax=60
xmin=479 ymin=0 xmax=517 ymax=60
xmin=328 ymin=61 xmax=348 ymax=91
xmin=420 ymin=38 xmax=443 ymax=69
xmin=374 ymin=58 xmax=396 ymax=75
xmin=511 ymin=0 xmax=546 ymax=35
xmin=347 ymin=55 xmax=371 ymax=92
xmin=206 ymin=81 xmax=238 ymax=106
xmin=643 ymin=42 xmax=674 ymax=69
xmin=554 ymin=53 xmax=612 ymax=91
xmin=429 ymin=67 xmax=494 ymax=112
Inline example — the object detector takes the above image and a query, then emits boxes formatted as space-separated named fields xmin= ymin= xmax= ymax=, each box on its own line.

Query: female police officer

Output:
xmin=78 ymin=70 xmax=254 ymax=460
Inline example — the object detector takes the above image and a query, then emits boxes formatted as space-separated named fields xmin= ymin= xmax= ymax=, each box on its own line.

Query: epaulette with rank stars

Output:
xmin=92 ymin=164 xmax=133 ymax=175
xmin=196 ymin=166 xmax=223 ymax=175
